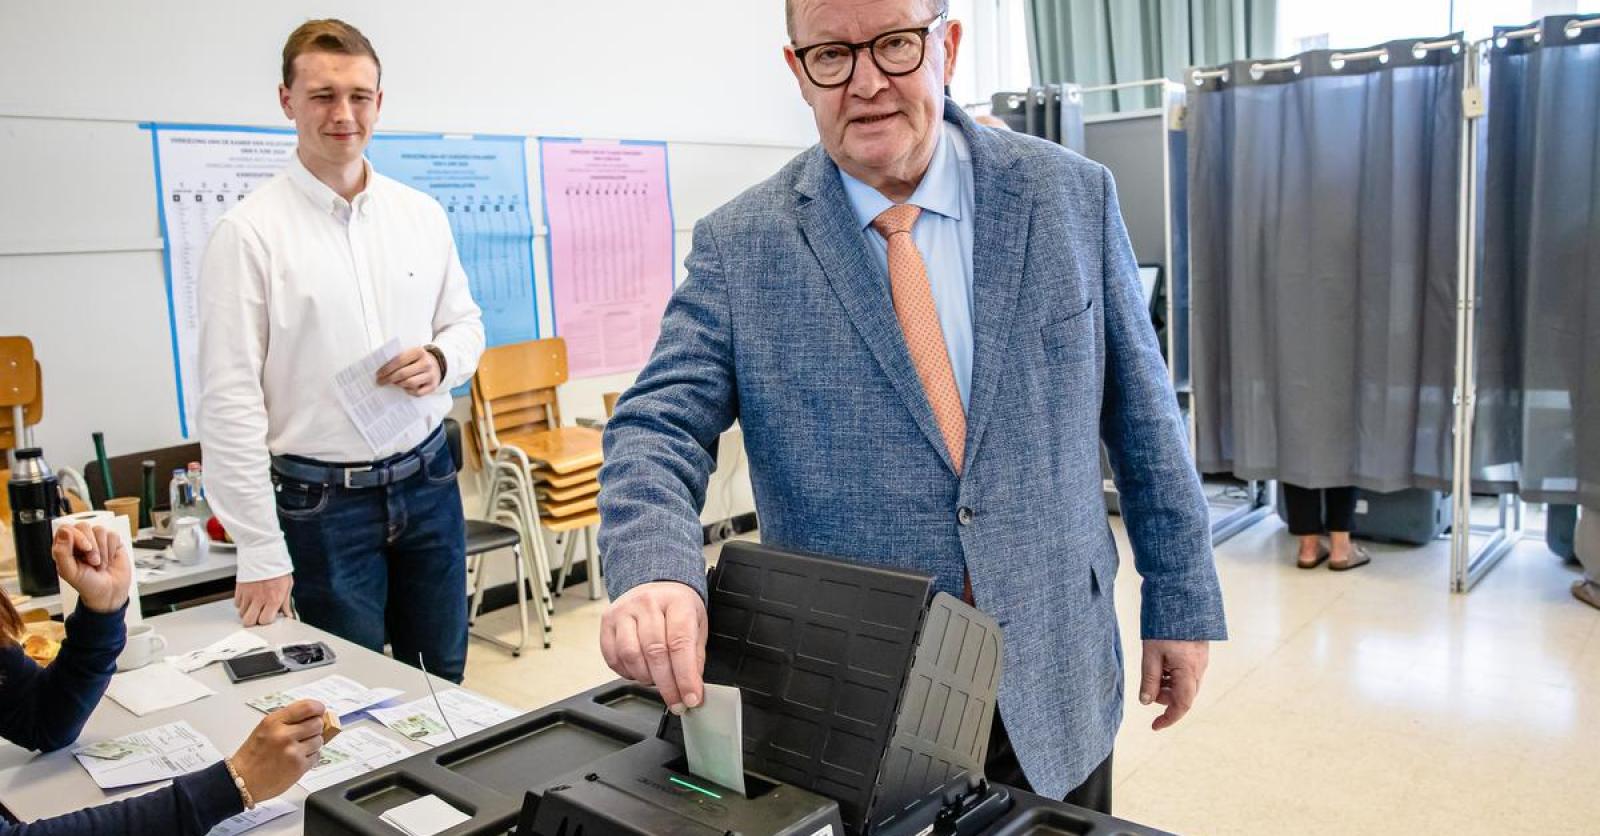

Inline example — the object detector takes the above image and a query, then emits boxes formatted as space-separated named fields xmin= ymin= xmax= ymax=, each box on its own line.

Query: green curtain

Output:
xmin=1027 ymin=0 xmax=1277 ymax=112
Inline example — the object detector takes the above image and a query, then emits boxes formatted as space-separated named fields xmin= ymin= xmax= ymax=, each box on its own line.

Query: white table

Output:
xmin=2 ymin=542 xmax=239 ymax=617
xmin=0 ymin=601 xmax=449 ymax=834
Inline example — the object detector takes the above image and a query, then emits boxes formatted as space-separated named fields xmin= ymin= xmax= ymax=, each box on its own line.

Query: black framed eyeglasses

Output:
xmin=792 ymin=13 xmax=948 ymax=89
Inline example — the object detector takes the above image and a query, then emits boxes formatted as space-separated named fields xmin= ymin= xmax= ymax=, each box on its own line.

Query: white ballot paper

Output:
xmin=682 ymin=683 xmax=746 ymax=796
xmin=368 ymin=689 xmax=520 ymax=748
xmin=205 ymin=798 xmax=295 ymax=835
xmin=379 ymin=794 xmax=472 ymax=836
xmin=73 ymin=721 xmax=223 ymax=789
xmin=167 ymin=630 xmax=271 ymax=673
xmin=106 ymin=662 xmax=216 ymax=717
xmin=297 ymin=727 xmax=413 ymax=792
xmin=333 ymin=338 xmax=425 ymax=454
xmin=246 ymin=674 xmax=403 ymax=719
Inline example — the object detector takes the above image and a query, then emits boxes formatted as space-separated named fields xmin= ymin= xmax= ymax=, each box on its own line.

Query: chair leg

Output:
xmin=585 ymin=525 xmax=602 ymax=600
xmin=511 ymin=545 xmax=529 ymax=656
xmin=521 ymin=545 xmax=552 ymax=647
xmin=555 ymin=533 xmax=580 ymax=596
xmin=467 ymin=554 xmax=487 ymax=626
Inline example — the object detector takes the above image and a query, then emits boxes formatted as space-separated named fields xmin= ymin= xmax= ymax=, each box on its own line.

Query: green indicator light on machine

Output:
xmin=668 ymin=775 xmax=723 ymax=799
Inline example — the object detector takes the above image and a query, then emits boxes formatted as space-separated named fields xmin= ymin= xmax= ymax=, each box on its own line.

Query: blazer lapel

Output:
xmin=952 ymin=103 xmax=1032 ymax=471
xmin=793 ymin=146 xmax=958 ymax=474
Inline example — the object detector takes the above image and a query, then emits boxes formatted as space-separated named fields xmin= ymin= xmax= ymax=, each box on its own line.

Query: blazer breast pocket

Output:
xmin=1040 ymin=300 xmax=1096 ymax=367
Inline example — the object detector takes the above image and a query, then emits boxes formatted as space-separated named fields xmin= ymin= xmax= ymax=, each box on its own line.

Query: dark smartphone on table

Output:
xmin=223 ymin=650 xmax=290 ymax=683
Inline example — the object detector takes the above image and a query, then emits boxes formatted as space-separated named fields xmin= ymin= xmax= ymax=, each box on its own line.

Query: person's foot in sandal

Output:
xmin=1296 ymin=535 xmax=1329 ymax=569
xmin=1329 ymin=536 xmax=1371 ymax=571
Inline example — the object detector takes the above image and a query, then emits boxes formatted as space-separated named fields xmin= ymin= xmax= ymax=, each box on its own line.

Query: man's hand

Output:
xmin=1139 ymin=639 xmax=1210 ymax=731
xmin=600 ymin=582 xmax=707 ymax=715
xmin=235 ymin=575 xmax=295 ymax=626
xmin=52 ymin=523 xmax=133 ymax=614
xmin=376 ymin=347 xmax=441 ymax=396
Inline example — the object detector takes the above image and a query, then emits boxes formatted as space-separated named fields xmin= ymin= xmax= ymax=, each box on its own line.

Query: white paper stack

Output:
xmin=73 ymin=721 xmax=222 ymax=789
xmin=246 ymin=674 xmax=402 ymax=719
xmin=106 ymin=663 xmax=216 ymax=716
xmin=379 ymin=795 xmax=471 ymax=836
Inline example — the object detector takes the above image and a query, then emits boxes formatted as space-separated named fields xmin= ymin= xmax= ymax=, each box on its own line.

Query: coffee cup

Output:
xmin=105 ymin=497 xmax=141 ymax=538
xmin=116 ymin=624 xmax=168 ymax=672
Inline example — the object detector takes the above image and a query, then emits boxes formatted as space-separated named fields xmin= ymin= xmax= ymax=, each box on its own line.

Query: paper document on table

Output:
xmin=332 ymin=338 xmax=424 ymax=454
xmin=368 ymin=689 xmax=520 ymax=747
xmin=297 ymin=727 xmax=413 ymax=792
xmin=106 ymin=662 xmax=216 ymax=717
xmin=682 ymin=683 xmax=746 ymax=796
xmin=379 ymin=794 xmax=472 ymax=836
xmin=246 ymin=674 xmax=402 ymax=718
xmin=206 ymin=798 xmax=295 ymax=835
xmin=73 ymin=721 xmax=223 ymax=789
xmin=166 ymin=630 xmax=270 ymax=673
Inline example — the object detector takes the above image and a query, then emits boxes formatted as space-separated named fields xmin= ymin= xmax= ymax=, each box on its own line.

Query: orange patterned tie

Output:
xmin=872 ymin=204 xmax=966 ymax=473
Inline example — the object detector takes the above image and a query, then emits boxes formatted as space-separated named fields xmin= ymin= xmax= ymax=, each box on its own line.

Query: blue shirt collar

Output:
xmin=839 ymin=121 xmax=964 ymax=231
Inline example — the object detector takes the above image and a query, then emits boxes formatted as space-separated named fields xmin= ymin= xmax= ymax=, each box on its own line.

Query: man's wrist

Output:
xmin=423 ymin=344 xmax=448 ymax=381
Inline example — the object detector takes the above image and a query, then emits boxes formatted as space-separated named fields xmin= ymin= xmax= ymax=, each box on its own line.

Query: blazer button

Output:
xmin=957 ymin=506 xmax=975 ymax=526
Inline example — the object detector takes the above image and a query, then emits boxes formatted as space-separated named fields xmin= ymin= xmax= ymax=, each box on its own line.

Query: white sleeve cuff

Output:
xmin=234 ymin=540 xmax=295 ymax=583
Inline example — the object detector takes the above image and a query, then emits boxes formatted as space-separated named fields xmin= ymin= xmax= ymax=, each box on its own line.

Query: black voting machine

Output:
xmin=305 ymin=542 xmax=1168 ymax=835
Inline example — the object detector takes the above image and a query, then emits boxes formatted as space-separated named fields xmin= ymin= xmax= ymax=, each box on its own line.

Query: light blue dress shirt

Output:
xmin=839 ymin=122 xmax=976 ymax=409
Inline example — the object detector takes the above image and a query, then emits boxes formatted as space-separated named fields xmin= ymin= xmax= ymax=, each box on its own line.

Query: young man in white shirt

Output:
xmin=197 ymin=19 xmax=484 ymax=682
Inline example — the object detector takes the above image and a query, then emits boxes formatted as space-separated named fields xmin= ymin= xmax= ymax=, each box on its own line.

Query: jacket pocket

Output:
xmin=1041 ymin=300 xmax=1095 ymax=366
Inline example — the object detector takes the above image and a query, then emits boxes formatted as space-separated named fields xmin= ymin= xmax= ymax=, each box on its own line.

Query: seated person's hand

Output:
xmin=600 ymin=581 xmax=707 ymax=715
xmin=229 ymin=699 xmax=327 ymax=802
xmin=52 ymin=523 xmax=132 ymax=614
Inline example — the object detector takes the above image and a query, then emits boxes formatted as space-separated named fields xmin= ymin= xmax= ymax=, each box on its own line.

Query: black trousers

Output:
xmin=984 ymin=712 xmax=1113 ymax=815
xmin=1282 ymin=483 xmax=1358 ymax=536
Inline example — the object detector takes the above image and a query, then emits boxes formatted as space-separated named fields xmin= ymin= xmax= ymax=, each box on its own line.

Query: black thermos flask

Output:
xmin=8 ymin=448 xmax=66 ymax=596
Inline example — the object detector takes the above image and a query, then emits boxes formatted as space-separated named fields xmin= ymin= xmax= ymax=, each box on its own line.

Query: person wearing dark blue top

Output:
xmin=0 ymin=523 xmax=326 ymax=834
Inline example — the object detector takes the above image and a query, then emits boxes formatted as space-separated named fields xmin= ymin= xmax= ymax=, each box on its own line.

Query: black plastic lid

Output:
xmin=14 ymin=448 xmax=42 ymax=459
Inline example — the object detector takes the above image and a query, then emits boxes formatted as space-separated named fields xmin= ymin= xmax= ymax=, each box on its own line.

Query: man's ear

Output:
xmin=942 ymin=20 xmax=963 ymax=84
xmin=783 ymin=45 xmax=816 ymax=107
xmin=279 ymin=83 xmax=294 ymax=120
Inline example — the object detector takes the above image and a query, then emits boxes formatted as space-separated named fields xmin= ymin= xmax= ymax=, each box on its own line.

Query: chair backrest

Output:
xmin=472 ymin=338 xmax=570 ymax=447
xmin=84 ymin=442 xmax=203 ymax=508
xmin=442 ymin=417 xmax=464 ymax=472
xmin=0 ymin=337 xmax=37 ymax=409
xmin=602 ymin=391 xmax=621 ymax=418
xmin=0 ymin=362 xmax=43 ymax=450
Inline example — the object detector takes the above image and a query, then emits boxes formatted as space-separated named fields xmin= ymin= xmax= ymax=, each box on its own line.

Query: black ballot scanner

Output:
xmin=305 ymin=541 xmax=1172 ymax=835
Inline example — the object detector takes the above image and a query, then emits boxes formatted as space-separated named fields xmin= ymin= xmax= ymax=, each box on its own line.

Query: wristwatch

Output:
xmin=423 ymin=344 xmax=448 ymax=381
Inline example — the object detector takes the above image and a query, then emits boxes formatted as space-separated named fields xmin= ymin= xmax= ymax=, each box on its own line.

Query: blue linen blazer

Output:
xmin=598 ymin=101 xmax=1226 ymax=796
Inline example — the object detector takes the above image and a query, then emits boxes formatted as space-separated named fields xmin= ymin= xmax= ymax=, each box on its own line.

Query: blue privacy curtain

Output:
xmin=1188 ymin=37 xmax=1462 ymax=492
xmin=1476 ymin=14 xmax=1600 ymax=507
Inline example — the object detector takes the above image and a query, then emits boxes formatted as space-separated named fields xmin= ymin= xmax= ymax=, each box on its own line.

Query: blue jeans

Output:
xmin=274 ymin=432 xmax=468 ymax=683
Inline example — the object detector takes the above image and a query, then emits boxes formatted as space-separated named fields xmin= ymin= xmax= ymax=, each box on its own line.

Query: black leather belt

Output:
xmin=271 ymin=425 xmax=446 ymax=490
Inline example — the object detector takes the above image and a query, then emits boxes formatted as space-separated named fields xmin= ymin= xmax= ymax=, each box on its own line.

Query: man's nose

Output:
xmin=331 ymin=97 xmax=354 ymax=123
xmin=848 ymin=46 xmax=890 ymax=98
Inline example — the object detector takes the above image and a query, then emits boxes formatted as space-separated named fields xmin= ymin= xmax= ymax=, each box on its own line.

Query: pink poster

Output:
xmin=540 ymin=139 xmax=675 ymax=378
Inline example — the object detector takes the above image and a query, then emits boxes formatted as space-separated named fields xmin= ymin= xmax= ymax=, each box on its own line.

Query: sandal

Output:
xmin=1329 ymin=544 xmax=1372 ymax=571
xmin=1296 ymin=541 xmax=1330 ymax=570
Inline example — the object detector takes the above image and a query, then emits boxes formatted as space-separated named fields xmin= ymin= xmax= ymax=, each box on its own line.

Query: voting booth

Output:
xmin=305 ymin=542 xmax=1168 ymax=835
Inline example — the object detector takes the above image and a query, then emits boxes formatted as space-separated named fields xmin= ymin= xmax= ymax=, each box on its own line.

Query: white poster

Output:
xmin=150 ymin=125 xmax=297 ymax=437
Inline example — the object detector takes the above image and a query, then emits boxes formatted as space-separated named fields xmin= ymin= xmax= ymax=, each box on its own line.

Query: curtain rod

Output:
xmin=1191 ymin=34 xmax=1465 ymax=85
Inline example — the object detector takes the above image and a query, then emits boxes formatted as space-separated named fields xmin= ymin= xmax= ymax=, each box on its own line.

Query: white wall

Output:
xmin=0 ymin=0 xmax=821 ymax=526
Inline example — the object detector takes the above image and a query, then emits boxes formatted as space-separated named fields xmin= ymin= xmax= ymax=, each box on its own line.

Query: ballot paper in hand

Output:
xmin=106 ymin=662 xmax=216 ymax=717
xmin=73 ymin=721 xmax=222 ymax=789
xmin=166 ymin=630 xmax=270 ymax=673
xmin=297 ymin=727 xmax=413 ymax=792
xmin=333 ymin=338 xmax=425 ymax=454
xmin=379 ymin=794 xmax=472 ymax=836
xmin=245 ymin=674 xmax=402 ymax=719
xmin=682 ymin=683 xmax=746 ymax=796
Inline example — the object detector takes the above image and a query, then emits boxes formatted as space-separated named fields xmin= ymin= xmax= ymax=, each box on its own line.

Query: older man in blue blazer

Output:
xmin=596 ymin=0 xmax=1225 ymax=813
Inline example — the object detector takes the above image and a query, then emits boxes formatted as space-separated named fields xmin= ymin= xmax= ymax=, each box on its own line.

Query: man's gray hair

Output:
xmin=785 ymin=0 xmax=949 ymax=42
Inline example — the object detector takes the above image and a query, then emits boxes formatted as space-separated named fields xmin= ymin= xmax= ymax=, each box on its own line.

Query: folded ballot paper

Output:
xmin=682 ymin=683 xmax=746 ymax=796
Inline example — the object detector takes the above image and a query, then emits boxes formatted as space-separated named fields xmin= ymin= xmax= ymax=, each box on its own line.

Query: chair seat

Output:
xmin=532 ymin=463 xmax=601 ymax=488
xmin=500 ymin=427 xmax=603 ymax=474
xmin=537 ymin=481 xmax=600 ymax=502
xmin=540 ymin=495 xmax=598 ymax=518
xmin=541 ymin=510 xmax=600 ymax=533
xmin=464 ymin=520 xmax=522 ymax=555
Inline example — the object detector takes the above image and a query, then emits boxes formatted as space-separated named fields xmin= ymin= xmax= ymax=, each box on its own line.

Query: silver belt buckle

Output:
xmin=343 ymin=465 xmax=374 ymax=489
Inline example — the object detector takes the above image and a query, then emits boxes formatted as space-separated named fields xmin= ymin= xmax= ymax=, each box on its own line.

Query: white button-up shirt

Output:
xmin=197 ymin=152 xmax=484 ymax=582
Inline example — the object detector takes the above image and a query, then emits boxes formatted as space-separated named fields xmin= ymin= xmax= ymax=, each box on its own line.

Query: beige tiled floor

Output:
xmin=461 ymin=522 xmax=1600 ymax=835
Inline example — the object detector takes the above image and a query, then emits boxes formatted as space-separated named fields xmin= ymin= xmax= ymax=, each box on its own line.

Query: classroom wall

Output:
xmin=0 ymin=0 xmax=822 ymax=525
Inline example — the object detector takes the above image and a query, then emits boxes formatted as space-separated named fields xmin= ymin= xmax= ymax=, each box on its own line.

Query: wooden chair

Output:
xmin=0 ymin=338 xmax=39 ymax=462
xmin=471 ymin=338 xmax=604 ymax=600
